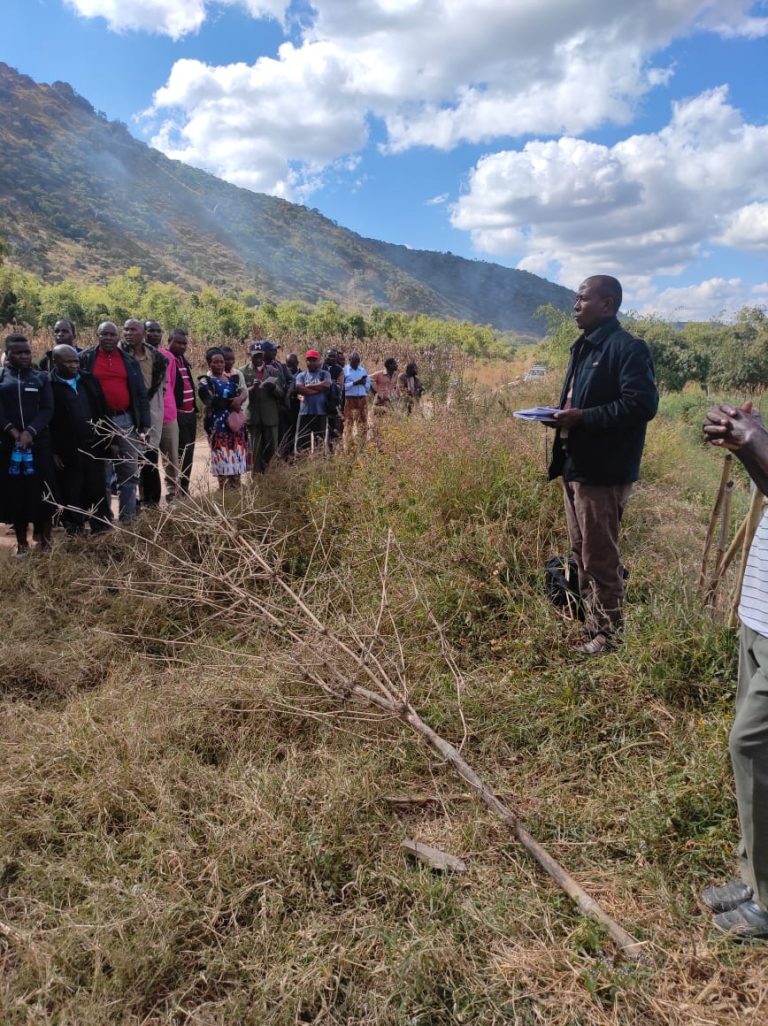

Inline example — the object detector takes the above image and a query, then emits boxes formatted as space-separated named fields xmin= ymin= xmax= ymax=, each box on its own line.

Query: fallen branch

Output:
xmin=402 ymin=839 xmax=467 ymax=874
xmin=103 ymin=502 xmax=649 ymax=963
xmin=385 ymin=791 xmax=520 ymax=807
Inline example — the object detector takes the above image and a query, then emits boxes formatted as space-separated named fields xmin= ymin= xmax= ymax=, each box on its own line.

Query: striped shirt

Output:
xmin=175 ymin=357 xmax=196 ymax=414
xmin=739 ymin=506 xmax=768 ymax=637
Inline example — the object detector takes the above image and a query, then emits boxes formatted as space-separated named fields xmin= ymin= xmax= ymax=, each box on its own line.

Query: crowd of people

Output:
xmin=0 ymin=318 xmax=424 ymax=553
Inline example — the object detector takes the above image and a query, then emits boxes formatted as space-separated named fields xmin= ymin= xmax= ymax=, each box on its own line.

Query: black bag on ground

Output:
xmin=544 ymin=555 xmax=583 ymax=619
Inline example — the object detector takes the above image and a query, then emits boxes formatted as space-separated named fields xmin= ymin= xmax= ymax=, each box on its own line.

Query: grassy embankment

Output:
xmin=0 ymin=371 xmax=764 ymax=1025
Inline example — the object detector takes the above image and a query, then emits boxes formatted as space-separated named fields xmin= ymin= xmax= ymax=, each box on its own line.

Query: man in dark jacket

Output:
xmin=79 ymin=322 xmax=150 ymax=523
xmin=550 ymin=275 xmax=658 ymax=653
xmin=38 ymin=318 xmax=82 ymax=372
xmin=323 ymin=347 xmax=345 ymax=449
xmin=50 ymin=344 xmax=110 ymax=534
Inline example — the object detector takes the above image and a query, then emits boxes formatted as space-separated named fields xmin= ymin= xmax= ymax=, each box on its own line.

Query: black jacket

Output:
xmin=0 ymin=366 xmax=54 ymax=441
xmin=548 ymin=317 xmax=658 ymax=485
xmin=50 ymin=372 xmax=108 ymax=459
xmin=79 ymin=346 xmax=151 ymax=433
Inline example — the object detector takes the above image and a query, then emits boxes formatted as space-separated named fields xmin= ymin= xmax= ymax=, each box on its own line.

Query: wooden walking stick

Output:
xmin=706 ymin=480 xmax=734 ymax=606
xmin=728 ymin=487 xmax=765 ymax=628
xmin=699 ymin=453 xmax=733 ymax=592
xmin=712 ymin=514 xmax=748 ymax=584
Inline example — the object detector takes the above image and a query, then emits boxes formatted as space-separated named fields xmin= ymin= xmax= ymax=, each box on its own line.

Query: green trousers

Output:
xmin=249 ymin=422 xmax=279 ymax=473
xmin=731 ymin=625 xmax=768 ymax=907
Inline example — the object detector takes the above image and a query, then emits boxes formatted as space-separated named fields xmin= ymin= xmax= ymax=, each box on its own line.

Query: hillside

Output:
xmin=0 ymin=63 xmax=574 ymax=334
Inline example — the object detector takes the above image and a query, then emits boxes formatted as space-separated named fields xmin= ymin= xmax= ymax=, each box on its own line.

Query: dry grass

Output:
xmin=0 ymin=386 xmax=765 ymax=1024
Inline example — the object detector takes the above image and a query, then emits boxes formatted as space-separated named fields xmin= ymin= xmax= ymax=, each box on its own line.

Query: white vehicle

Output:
xmin=523 ymin=364 xmax=548 ymax=382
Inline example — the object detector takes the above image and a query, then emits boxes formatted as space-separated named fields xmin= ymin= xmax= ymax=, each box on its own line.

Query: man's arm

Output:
xmin=704 ymin=402 xmax=768 ymax=496
xmin=298 ymin=371 xmax=331 ymax=394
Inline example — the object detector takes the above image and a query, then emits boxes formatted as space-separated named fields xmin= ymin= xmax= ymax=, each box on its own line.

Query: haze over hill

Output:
xmin=0 ymin=63 xmax=574 ymax=335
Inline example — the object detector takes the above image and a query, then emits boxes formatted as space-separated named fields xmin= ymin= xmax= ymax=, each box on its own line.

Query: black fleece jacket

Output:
xmin=548 ymin=317 xmax=659 ymax=486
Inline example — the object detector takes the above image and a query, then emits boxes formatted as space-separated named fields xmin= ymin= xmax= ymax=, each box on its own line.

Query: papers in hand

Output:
xmin=513 ymin=406 xmax=560 ymax=425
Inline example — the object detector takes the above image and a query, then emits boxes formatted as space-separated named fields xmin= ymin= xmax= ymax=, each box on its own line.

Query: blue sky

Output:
xmin=3 ymin=0 xmax=768 ymax=319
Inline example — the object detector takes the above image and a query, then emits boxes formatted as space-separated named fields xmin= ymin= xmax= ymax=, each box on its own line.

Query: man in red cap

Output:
xmin=293 ymin=350 xmax=331 ymax=452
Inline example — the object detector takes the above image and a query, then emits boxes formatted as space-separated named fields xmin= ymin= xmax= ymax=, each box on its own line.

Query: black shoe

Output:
xmin=701 ymin=880 xmax=753 ymax=914
xmin=713 ymin=900 xmax=768 ymax=939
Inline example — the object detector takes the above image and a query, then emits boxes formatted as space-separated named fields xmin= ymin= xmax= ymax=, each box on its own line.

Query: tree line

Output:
xmin=0 ymin=264 xmax=505 ymax=357
xmin=3 ymin=254 xmax=766 ymax=393
xmin=536 ymin=304 xmax=768 ymax=394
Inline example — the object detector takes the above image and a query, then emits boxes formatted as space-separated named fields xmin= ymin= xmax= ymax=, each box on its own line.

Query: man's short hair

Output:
xmin=168 ymin=327 xmax=188 ymax=339
xmin=4 ymin=333 xmax=28 ymax=350
xmin=54 ymin=318 xmax=76 ymax=335
xmin=588 ymin=275 xmax=622 ymax=313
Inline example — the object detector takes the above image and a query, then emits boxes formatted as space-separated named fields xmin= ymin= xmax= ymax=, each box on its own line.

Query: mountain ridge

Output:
xmin=0 ymin=63 xmax=574 ymax=334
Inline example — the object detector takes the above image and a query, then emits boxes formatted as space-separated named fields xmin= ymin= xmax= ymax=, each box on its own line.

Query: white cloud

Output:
xmin=66 ymin=0 xmax=208 ymax=37
xmin=720 ymin=203 xmax=768 ymax=250
xmin=148 ymin=47 xmax=370 ymax=197
xmin=426 ymin=193 xmax=449 ymax=206
xmin=136 ymin=0 xmax=767 ymax=197
xmin=451 ymin=87 xmax=768 ymax=290
xmin=634 ymin=278 xmax=768 ymax=320
xmin=65 ymin=0 xmax=287 ymax=38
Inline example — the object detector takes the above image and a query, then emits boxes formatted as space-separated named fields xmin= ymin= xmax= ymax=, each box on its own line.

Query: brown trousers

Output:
xmin=562 ymin=480 xmax=633 ymax=635
xmin=343 ymin=395 xmax=369 ymax=439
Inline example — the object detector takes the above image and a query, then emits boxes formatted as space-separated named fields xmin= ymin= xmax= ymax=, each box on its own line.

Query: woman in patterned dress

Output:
xmin=197 ymin=347 xmax=249 ymax=490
